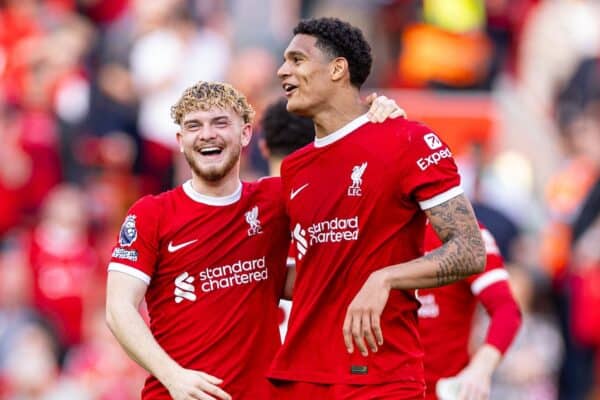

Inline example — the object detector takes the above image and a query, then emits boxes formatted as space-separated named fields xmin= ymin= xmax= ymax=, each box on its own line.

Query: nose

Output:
xmin=197 ymin=126 xmax=218 ymax=142
xmin=277 ymin=61 xmax=290 ymax=80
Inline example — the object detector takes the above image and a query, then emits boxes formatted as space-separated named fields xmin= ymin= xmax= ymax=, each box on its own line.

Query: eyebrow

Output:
xmin=183 ymin=115 xmax=231 ymax=125
xmin=284 ymin=50 xmax=305 ymax=60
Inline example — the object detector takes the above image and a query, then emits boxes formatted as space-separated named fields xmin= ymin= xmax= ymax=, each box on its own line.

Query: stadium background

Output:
xmin=0 ymin=0 xmax=599 ymax=398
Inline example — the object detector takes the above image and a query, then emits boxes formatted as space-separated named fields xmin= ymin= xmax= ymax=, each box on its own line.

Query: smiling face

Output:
xmin=176 ymin=107 xmax=251 ymax=182
xmin=171 ymin=82 xmax=255 ymax=184
xmin=278 ymin=34 xmax=338 ymax=117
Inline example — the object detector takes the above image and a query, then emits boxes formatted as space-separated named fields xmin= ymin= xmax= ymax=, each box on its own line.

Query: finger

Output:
xmin=200 ymin=383 xmax=231 ymax=400
xmin=378 ymin=99 xmax=399 ymax=122
xmin=457 ymin=384 xmax=468 ymax=400
xmin=352 ymin=311 xmax=368 ymax=356
xmin=390 ymin=107 xmax=407 ymax=119
xmin=457 ymin=382 xmax=474 ymax=400
xmin=362 ymin=312 xmax=378 ymax=353
xmin=371 ymin=312 xmax=383 ymax=346
xmin=191 ymin=389 xmax=217 ymax=400
xmin=365 ymin=92 xmax=377 ymax=105
xmin=377 ymin=103 xmax=397 ymax=122
xmin=198 ymin=372 xmax=223 ymax=385
xmin=343 ymin=312 xmax=354 ymax=353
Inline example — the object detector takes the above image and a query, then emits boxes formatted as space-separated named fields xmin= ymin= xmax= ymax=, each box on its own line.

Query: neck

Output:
xmin=268 ymin=157 xmax=283 ymax=177
xmin=190 ymin=168 xmax=241 ymax=197
xmin=312 ymin=89 xmax=367 ymax=138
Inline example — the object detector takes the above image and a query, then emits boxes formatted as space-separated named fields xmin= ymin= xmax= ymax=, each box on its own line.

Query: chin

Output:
xmin=286 ymin=98 xmax=312 ymax=117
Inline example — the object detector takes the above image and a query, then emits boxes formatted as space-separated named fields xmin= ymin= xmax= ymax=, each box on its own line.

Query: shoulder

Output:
xmin=370 ymin=118 xmax=434 ymax=141
xmin=252 ymin=176 xmax=283 ymax=194
xmin=281 ymin=143 xmax=314 ymax=173
xmin=244 ymin=177 xmax=284 ymax=204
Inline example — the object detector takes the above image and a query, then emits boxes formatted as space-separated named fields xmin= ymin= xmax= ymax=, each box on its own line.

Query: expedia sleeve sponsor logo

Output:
xmin=416 ymin=148 xmax=453 ymax=171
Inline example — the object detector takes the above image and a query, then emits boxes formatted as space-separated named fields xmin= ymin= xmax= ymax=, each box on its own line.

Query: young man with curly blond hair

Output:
xmin=105 ymin=80 xmax=403 ymax=400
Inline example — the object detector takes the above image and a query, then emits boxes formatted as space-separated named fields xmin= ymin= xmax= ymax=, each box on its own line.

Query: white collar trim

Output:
xmin=183 ymin=180 xmax=242 ymax=206
xmin=314 ymin=114 xmax=370 ymax=148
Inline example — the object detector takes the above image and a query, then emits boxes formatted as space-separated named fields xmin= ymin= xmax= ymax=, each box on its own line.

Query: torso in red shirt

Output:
xmin=269 ymin=115 xmax=462 ymax=386
xmin=108 ymin=178 xmax=289 ymax=399
xmin=418 ymin=222 xmax=506 ymax=398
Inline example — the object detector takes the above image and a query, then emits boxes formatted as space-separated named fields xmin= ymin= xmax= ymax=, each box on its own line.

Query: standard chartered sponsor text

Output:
xmin=308 ymin=216 xmax=359 ymax=245
xmin=199 ymin=257 xmax=267 ymax=292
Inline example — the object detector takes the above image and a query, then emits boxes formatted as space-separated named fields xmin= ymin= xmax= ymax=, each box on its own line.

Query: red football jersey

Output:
xmin=418 ymin=222 xmax=507 ymax=393
xmin=108 ymin=178 xmax=290 ymax=399
xmin=268 ymin=115 xmax=462 ymax=385
xmin=28 ymin=226 xmax=98 ymax=347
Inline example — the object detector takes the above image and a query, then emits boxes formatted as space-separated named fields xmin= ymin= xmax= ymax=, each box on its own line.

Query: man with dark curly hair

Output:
xmin=268 ymin=17 xmax=487 ymax=399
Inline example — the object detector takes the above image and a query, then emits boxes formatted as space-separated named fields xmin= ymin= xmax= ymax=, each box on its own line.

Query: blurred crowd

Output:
xmin=1 ymin=0 xmax=600 ymax=399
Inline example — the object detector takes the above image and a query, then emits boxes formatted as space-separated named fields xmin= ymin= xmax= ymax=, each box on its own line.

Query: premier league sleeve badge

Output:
xmin=119 ymin=215 xmax=138 ymax=247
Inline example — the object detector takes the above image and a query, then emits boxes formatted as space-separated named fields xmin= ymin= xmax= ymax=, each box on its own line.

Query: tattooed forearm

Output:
xmin=424 ymin=194 xmax=486 ymax=286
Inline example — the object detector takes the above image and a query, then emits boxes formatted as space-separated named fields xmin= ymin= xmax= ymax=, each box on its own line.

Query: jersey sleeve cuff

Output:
xmin=108 ymin=262 xmax=151 ymax=285
xmin=471 ymin=269 xmax=509 ymax=295
xmin=418 ymin=186 xmax=464 ymax=210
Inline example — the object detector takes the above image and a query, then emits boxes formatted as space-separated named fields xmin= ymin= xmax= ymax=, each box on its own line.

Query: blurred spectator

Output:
xmin=130 ymin=0 xmax=230 ymax=191
xmin=558 ymin=97 xmax=600 ymax=400
xmin=518 ymin=0 xmax=600 ymax=115
xmin=27 ymin=184 xmax=100 ymax=352
xmin=63 ymin=306 xmax=145 ymax=400
xmin=1 ymin=320 xmax=92 ymax=399
xmin=489 ymin=266 xmax=563 ymax=400
xmin=0 ymin=237 xmax=37 ymax=370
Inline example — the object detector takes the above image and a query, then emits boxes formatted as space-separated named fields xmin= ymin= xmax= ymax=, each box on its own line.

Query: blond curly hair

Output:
xmin=171 ymin=81 xmax=255 ymax=125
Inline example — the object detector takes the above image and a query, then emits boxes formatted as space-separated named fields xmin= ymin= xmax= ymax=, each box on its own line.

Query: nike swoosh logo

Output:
xmin=168 ymin=239 xmax=198 ymax=253
xmin=290 ymin=183 xmax=309 ymax=200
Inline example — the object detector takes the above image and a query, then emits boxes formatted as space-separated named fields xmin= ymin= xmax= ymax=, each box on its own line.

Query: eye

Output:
xmin=214 ymin=120 xmax=229 ymax=128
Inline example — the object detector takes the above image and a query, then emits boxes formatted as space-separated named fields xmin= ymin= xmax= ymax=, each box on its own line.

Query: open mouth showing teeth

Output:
xmin=283 ymin=83 xmax=298 ymax=94
xmin=199 ymin=147 xmax=223 ymax=156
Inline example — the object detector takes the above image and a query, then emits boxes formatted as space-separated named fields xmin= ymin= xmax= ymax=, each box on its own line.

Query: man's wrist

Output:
xmin=377 ymin=266 xmax=394 ymax=291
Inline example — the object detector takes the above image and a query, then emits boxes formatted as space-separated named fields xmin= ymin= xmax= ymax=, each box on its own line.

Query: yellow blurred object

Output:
xmin=423 ymin=0 xmax=486 ymax=33
xmin=397 ymin=23 xmax=492 ymax=88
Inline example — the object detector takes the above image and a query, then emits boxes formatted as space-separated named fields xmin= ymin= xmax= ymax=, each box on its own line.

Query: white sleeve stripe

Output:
xmin=108 ymin=262 xmax=151 ymax=285
xmin=471 ymin=269 xmax=509 ymax=295
xmin=419 ymin=186 xmax=464 ymax=210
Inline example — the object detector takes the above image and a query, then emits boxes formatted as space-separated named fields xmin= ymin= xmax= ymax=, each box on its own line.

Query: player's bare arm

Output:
xmin=282 ymin=266 xmax=296 ymax=300
xmin=424 ymin=194 xmax=486 ymax=286
xmin=343 ymin=194 xmax=485 ymax=356
xmin=106 ymin=272 xmax=232 ymax=400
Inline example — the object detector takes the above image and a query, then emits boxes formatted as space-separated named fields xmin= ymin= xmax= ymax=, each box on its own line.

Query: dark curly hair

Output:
xmin=262 ymin=98 xmax=314 ymax=156
xmin=293 ymin=17 xmax=372 ymax=88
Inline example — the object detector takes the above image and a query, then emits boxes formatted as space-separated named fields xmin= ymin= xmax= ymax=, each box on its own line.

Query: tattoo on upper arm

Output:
xmin=424 ymin=194 xmax=485 ymax=286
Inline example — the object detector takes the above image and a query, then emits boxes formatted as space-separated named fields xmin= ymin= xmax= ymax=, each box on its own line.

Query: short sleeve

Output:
xmin=396 ymin=125 xmax=462 ymax=210
xmin=108 ymin=195 xmax=161 ymax=284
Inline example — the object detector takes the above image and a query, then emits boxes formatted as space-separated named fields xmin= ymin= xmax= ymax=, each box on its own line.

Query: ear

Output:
xmin=241 ymin=123 xmax=253 ymax=147
xmin=175 ymin=131 xmax=184 ymax=152
xmin=330 ymin=57 xmax=348 ymax=82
